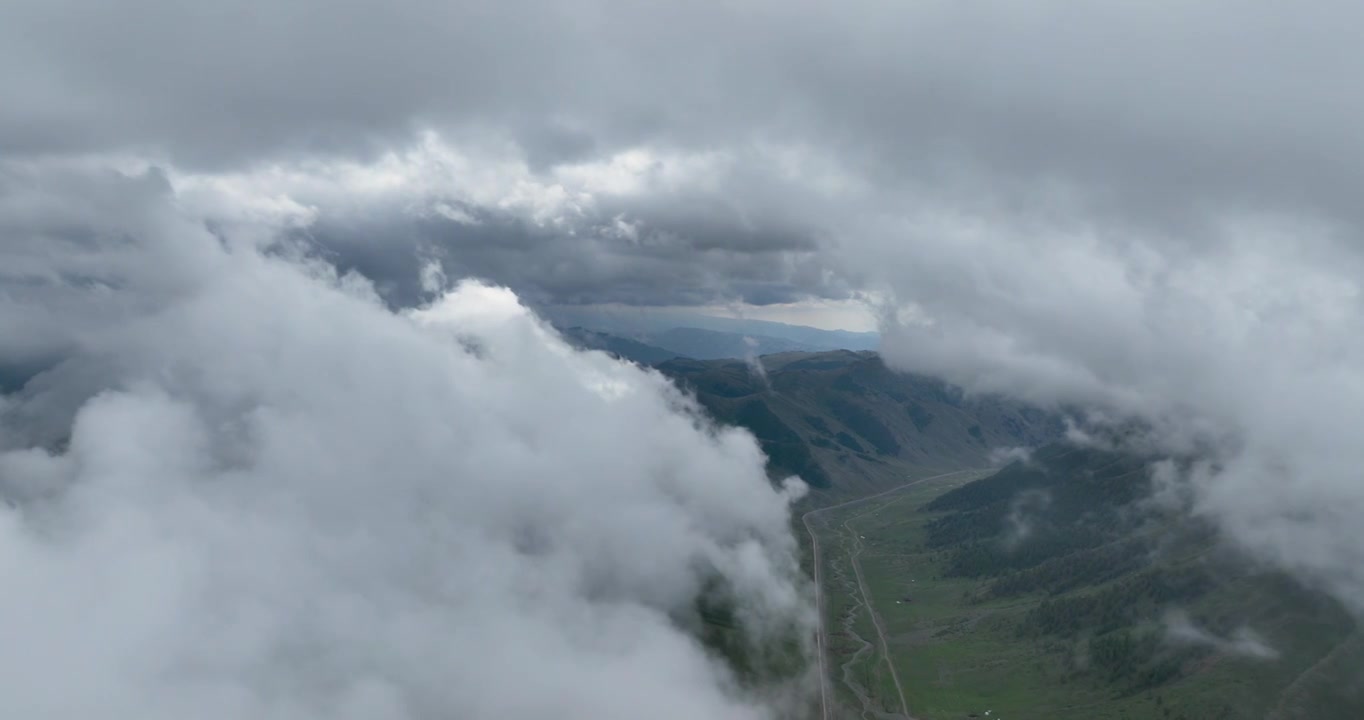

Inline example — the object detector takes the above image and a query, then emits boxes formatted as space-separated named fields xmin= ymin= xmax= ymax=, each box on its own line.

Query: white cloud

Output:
xmin=987 ymin=446 xmax=1032 ymax=467
xmin=0 ymin=164 xmax=813 ymax=719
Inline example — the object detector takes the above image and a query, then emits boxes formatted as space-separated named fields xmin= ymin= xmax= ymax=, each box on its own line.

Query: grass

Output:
xmin=810 ymin=471 xmax=1362 ymax=720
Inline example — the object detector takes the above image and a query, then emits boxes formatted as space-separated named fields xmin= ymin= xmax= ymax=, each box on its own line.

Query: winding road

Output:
xmin=802 ymin=470 xmax=980 ymax=720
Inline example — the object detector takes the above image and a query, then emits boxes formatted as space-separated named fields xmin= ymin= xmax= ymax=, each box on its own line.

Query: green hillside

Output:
xmin=812 ymin=444 xmax=1362 ymax=720
xmin=637 ymin=346 xmax=1358 ymax=719
xmin=557 ymin=326 xmax=686 ymax=365
xmin=658 ymin=351 xmax=1062 ymax=497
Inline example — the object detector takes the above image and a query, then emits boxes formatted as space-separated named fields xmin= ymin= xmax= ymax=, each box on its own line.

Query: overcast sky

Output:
xmin=5 ymin=1 xmax=1364 ymax=716
xmin=5 ymin=0 xmax=1358 ymax=318
xmin=7 ymin=1 xmax=1364 ymax=319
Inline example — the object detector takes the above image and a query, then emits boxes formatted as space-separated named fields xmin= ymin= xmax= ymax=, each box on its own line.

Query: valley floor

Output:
xmin=805 ymin=470 xmax=991 ymax=720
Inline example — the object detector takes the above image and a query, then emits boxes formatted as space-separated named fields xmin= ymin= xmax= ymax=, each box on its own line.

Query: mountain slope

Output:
xmin=658 ymin=351 xmax=1062 ymax=495
xmin=557 ymin=326 xmax=685 ymax=365
xmin=636 ymin=327 xmax=821 ymax=359
xmin=540 ymin=307 xmax=880 ymax=351
xmin=853 ymin=442 xmax=1364 ymax=719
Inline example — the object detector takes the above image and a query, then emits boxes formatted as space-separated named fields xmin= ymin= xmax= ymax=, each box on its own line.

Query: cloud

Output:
xmin=0 ymin=165 xmax=813 ymax=719
xmin=166 ymin=137 xmax=841 ymax=309
xmin=11 ymin=2 xmax=1364 ymax=311
xmin=5 ymin=1 xmax=1364 ymax=218
xmin=987 ymin=446 xmax=1032 ymax=467
xmin=5 ymin=0 xmax=1364 ymax=681
xmin=1164 ymin=610 xmax=1278 ymax=660
xmin=1001 ymin=489 xmax=1051 ymax=552
xmin=863 ymin=201 xmax=1364 ymax=615
xmin=741 ymin=337 xmax=771 ymax=389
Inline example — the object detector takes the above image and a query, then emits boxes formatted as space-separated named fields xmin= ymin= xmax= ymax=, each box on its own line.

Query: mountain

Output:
xmin=657 ymin=350 xmax=1062 ymax=496
xmin=558 ymin=324 xmax=846 ymax=361
xmin=886 ymin=442 xmax=1364 ymax=719
xmin=556 ymin=326 xmax=684 ymax=365
xmin=653 ymin=315 xmax=879 ymax=352
xmin=633 ymin=327 xmax=821 ymax=359
xmin=540 ymin=306 xmax=880 ymax=352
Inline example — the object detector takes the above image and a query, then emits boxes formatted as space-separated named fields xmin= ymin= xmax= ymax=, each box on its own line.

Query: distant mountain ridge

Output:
xmin=557 ymin=327 xmax=685 ymax=364
xmin=557 ymin=324 xmax=827 ymax=362
xmin=556 ymin=326 xmax=1065 ymax=496
xmin=633 ymin=327 xmax=822 ymax=359
xmin=657 ymin=350 xmax=1063 ymax=496
xmin=542 ymin=308 xmax=879 ymax=352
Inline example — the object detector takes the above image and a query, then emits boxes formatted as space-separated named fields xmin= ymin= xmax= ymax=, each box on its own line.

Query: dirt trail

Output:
xmin=829 ymin=550 xmax=879 ymax=717
xmin=843 ymin=503 xmax=912 ymax=718
xmin=803 ymin=470 xmax=980 ymax=720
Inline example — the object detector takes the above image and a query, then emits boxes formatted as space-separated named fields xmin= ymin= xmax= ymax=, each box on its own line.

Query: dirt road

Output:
xmin=802 ymin=470 xmax=980 ymax=720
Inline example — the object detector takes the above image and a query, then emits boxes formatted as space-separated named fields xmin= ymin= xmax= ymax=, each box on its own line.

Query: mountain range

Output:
xmin=559 ymin=326 xmax=1063 ymax=496
xmin=544 ymin=309 xmax=880 ymax=353
xmin=661 ymin=351 xmax=1062 ymax=496
xmin=559 ymin=325 xmax=829 ymax=361
xmin=560 ymin=325 xmax=1360 ymax=717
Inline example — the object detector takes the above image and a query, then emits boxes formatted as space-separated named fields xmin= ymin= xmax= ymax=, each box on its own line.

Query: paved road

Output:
xmin=802 ymin=470 xmax=981 ymax=720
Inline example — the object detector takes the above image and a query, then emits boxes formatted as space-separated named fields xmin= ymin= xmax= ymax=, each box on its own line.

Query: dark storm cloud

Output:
xmin=9 ymin=0 xmax=1364 ymax=309
xmin=304 ymin=204 xmax=838 ymax=309
xmin=4 ymin=0 xmax=1363 ymax=224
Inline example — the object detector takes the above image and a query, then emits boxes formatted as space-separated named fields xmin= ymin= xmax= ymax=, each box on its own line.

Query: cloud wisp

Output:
xmin=1164 ymin=610 xmax=1278 ymax=661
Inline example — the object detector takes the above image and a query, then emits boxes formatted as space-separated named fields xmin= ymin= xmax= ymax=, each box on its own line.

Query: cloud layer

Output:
xmin=6 ymin=1 xmax=1364 ymax=708
xmin=12 ymin=1 xmax=1364 ymax=311
xmin=0 ymin=166 xmax=812 ymax=719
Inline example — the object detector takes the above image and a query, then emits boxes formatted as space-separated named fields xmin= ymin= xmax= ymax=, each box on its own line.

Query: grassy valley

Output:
xmin=568 ymin=335 xmax=1362 ymax=719
xmin=810 ymin=445 xmax=1362 ymax=719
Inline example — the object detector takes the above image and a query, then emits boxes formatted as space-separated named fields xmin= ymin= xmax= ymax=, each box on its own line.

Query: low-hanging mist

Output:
xmin=0 ymin=166 xmax=813 ymax=719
